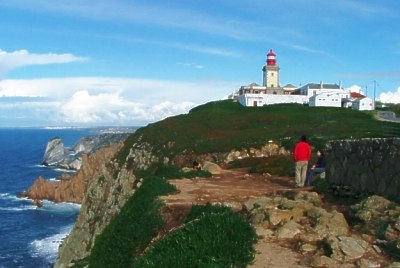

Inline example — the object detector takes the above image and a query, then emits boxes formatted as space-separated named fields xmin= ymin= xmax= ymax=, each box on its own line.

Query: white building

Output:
xmin=298 ymin=82 xmax=349 ymax=98
xmin=309 ymin=92 xmax=342 ymax=107
xmin=238 ymin=94 xmax=308 ymax=107
xmin=352 ymin=97 xmax=374 ymax=111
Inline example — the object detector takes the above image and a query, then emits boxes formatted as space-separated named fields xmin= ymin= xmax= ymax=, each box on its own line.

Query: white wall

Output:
xmin=239 ymin=94 xmax=308 ymax=106
xmin=309 ymin=93 xmax=342 ymax=107
xmin=353 ymin=97 xmax=374 ymax=111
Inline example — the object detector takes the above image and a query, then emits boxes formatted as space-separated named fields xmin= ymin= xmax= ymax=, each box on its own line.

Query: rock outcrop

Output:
xmin=245 ymin=192 xmax=395 ymax=267
xmin=20 ymin=143 xmax=124 ymax=203
xmin=43 ymin=137 xmax=67 ymax=166
xmin=42 ymin=133 xmax=130 ymax=170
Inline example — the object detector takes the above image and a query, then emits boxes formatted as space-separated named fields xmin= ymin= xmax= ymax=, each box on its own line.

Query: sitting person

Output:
xmin=305 ymin=150 xmax=326 ymax=186
xmin=192 ymin=161 xmax=202 ymax=170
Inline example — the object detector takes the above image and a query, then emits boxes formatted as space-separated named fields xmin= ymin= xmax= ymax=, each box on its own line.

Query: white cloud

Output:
xmin=177 ymin=62 xmax=205 ymax=69
xmin=379 ymin=87 xmax=400 ymax=104
xmin=0 ymin=76 xmax=239 ymax=126
xmin=0 ymin=49 xmax=86 ymax=76
xmin=347 ymin=85 xmax=363 ymax=94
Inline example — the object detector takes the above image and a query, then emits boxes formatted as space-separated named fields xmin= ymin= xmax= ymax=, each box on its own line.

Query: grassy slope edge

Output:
xmin=118 ymin=100 xmax=399 ymax=163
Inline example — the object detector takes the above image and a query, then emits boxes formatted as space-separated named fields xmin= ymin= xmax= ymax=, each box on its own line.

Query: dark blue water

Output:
xmin=0 ymin=128 xmax=99 ymax=268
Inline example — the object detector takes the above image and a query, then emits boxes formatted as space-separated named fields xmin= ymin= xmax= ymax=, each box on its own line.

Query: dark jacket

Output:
xmin=315 ymin=155 xmax=326 ymax=168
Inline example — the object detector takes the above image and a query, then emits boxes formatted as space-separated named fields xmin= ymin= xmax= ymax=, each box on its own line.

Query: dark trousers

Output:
xmin=306 ymin=168 xmax=325 ymax=186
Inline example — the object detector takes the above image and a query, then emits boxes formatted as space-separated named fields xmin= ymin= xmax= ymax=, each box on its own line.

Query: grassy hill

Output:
xmin=85 ymin=100 xmax=400 ymax=267
xmin=124 ymin=100 xmax=400 ymax=158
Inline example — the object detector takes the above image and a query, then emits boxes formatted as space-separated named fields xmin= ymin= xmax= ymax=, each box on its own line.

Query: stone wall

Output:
xmin=326 ymin=138 xmax=400 ymax=200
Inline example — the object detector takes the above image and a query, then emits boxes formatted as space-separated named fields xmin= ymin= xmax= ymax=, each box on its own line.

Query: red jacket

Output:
xmin=294 ymin=141 xmax=311 ymax=162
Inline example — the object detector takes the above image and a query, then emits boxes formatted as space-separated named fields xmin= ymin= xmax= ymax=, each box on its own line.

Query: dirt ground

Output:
xmin=161 ymin=168 xmax=311 ymax=268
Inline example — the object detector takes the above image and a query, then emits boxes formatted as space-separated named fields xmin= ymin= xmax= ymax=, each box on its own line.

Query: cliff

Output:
xmin=42 ymin=133 xmax=130 ymax=170
xmin=19 ymin=142 xmax=124 ymax=203
xmin=53 ymin=101 xmax=400 ymax=267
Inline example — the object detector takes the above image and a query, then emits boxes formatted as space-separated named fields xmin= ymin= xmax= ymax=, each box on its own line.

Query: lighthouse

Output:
xmin=262 ymin=49 xmax=280 ymax=89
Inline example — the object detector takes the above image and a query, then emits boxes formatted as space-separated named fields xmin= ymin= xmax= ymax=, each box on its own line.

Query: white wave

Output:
xmin=48 ymin=178 xmax=60 ymax=182
xmin=29 ymin=224 xmax=73 ymax=262
xmin=42 ymin=126 xmax=84 ymax=130
xmin=39 ymin=200 xmax=81 ymax=213
xmin=0 ymin=193 xmax=21 ymax=202
xmin=0 ymin=193 xmax=12 ymax=199
xmin=53 ymin=168 xmax=77 ymax=173
xmin=0 ymin=205 xmax=38 ymax=211
xmin=0 ymin=194 xmax=81 ymax=212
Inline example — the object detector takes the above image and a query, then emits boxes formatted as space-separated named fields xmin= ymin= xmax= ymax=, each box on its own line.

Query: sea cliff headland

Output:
xmin=36 ymin=101 xmax=400 ymax=267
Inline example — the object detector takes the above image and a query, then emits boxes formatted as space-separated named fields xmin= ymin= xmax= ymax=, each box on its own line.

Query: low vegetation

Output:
xmin=133 ymin=204 xmax=257 ymax=267
xmin=227 ymin=155 xmax=294 ymax=176
xmin=86 ymin=165 xmax=256 ymax=268
xmin=117 ymin=100 xmax=400 ymax=163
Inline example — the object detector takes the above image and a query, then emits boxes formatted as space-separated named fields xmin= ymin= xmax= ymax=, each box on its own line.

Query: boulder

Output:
xmin=314 ymin=210 xmax=349 ymax=238
xmin=43 ymin=137 xmax=67 ymax=166
xmin=268 ymin=208 xmax=304 ymax=226
xmin=325 ymin=235 xmax=369 ymax=261
xmin=202 ymin=161 xmax=222 ymax=175
xmin=275 ymin=220 xmax=302 ymax=239
xmin=352 ymin=195 xmax=391 ymax=223
xmin=356 ymin=258 xmax=380 ymax=268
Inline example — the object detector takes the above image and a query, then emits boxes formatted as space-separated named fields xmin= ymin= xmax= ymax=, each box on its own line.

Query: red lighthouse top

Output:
xmin=266 ymin=49 xmax=276 ymax=66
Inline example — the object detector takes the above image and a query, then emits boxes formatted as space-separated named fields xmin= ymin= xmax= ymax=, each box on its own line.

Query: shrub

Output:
xmin=313 ymin=177 xmax=330 ymax=193
xmin=133 ymin=204 xmax=257 ymax=267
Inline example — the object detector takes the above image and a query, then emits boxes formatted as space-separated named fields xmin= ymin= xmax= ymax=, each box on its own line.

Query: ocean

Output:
xmin=0 ymin=127 xmax=104 ymax=268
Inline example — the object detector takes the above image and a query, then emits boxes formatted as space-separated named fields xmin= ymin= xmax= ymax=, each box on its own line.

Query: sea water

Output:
xmin=0 ymin=128 xmax=101 ymax=268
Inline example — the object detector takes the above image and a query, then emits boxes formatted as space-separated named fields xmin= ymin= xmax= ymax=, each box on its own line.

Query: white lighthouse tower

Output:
xmin=262 ymin=49 xmax=280 ymax=89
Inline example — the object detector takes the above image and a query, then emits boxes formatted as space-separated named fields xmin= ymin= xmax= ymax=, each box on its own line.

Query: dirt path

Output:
xmin=161 ymin=168 xmax=311 ymax=268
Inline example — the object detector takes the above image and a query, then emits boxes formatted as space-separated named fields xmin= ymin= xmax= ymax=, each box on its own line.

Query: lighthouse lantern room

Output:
xmin=262 ymin=49 xmax=280 ymax=88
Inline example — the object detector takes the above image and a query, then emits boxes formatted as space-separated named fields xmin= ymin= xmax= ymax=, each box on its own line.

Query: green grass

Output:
xmin=133 ymin=204 xmax=257 ymax=267
xmin=227 ymin=155 xmax=294 ymax=176
xmin=116 ymin=100 xmax=400 ymax=163
xmin=136 ymin=164 xmax=212 ymax=180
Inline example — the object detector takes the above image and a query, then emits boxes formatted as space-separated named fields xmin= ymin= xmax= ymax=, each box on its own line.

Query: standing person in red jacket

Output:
xmin=293 ymin=135 xmax=311 ymax=187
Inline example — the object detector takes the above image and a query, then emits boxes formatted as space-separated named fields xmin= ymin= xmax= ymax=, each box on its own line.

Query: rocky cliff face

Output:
xmin=54 ymin=139 xmax=162 ymax=268
xmin=42 ymin=133 xmax=129 ymax=170
xmin=19 ymin=143 xmax=124 ymax=203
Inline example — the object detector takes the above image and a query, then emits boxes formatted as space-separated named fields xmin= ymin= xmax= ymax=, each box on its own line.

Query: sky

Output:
xmin=1 ymin=0 xmax=400 ymax=127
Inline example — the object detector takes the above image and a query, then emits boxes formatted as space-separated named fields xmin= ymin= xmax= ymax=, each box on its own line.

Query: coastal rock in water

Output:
xmin=42 ymin=133 xmax=130 ymax=170
xmin=20 ymin=142 xmax=124 ymax=204
xmin=43 ymin=137 xmax=67 ymax=166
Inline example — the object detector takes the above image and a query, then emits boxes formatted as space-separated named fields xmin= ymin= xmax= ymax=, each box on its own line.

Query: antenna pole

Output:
xmin=373 ymin=80 xmax=376 ymax=109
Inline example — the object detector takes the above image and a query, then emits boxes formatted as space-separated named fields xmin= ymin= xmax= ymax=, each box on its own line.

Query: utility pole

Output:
xmin=373 ymin=80 xmax=376 ymax=109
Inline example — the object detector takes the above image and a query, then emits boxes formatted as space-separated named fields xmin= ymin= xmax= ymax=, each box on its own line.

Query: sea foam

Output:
xmin=29 ymin=225 xmax=73 ymax=263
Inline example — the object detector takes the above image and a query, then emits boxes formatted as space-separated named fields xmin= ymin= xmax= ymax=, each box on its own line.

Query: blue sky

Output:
xmin=1 ymin=0 xmax=400 ymax=127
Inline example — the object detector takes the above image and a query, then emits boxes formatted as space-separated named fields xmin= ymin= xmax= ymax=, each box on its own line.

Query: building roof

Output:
xmin=350 ymin=92 xmax=365 ymax=98
xmin=305 ymin=83 xmax=341 ymax=89
xmin=283 ymin=83 xmax=297 ymax=89
xmin=248 ymin=82 xmax=261 ymax=87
